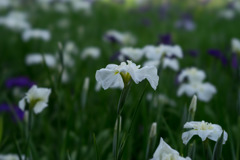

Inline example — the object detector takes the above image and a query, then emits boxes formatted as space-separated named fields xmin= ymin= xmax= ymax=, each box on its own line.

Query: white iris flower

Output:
xmin=81 ymin=47 xmax=101 ymax=59
xmin=119 ymin=47 xmax=144 ymax=62
xmin=19 ymin=85 xmax=51 ymax=114
xmin=151 ymin=138 xmax=191 ymax=160
xmin=178 ymin=67 xmax=206 ymax=83
xmin=143 ymin=44 xmax=183 ymax=71
xmin=95 ymin=60 xmax=159 ymax=90
xmin=22 ymin=29 xmax=51 ymax=42
xmin=182 ymin=121 xmax=228 ymax=145
xmin=177 ymin=67 xmax=216 ymax=102
xmin=177 ymin=82 xmax=216 ymax=102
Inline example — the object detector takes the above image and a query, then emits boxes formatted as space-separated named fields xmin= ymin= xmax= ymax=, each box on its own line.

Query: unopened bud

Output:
xmin=189 ymin=95 xmax=197 ymax=121
xmin=83 ymin=77 xmax=90 ymax=91
xmin=114 ymin=116 xmax=122 ymax=132
xmin=189 ymin=95 xmax=197 ymax=113
xmin=149 ymin=122 xmax=157 ymax=138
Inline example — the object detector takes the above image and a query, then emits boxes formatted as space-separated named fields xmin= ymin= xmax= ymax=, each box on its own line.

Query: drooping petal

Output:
xmin=134 ymin=66 xmax=159 ymax=90
xmin=163 ymin=58 xmax=179 ymax=71
xmin=18 ymin=97 xmax=26 ymax=111
xmin=33 ymin=102 xmax=48 ymax=114
xmin=96 ymin=68 xmax=123 ymax=90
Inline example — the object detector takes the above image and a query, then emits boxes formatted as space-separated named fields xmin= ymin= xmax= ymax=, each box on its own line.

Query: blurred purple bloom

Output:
xmin=158 ymin=33 xmax=172 ymax=45
xmin=0 ymin=103 xmax=24 ymax=121
xmin=208 ymin=49 xmax=222 ymax=58
xmin=208 ymin=49 xmax=228 ymax=66
xmin=231 ymin=53 xmax=238 ymax=69
xmin=110 ymin=51 xmax=121 ymax=62
xmin=104 ymin=35 xmax=119 ymax=44
xmin=175 ymin=13 xmax=196 ymax=31
xmin=188 ymin=50 xmax=199 ymax=57
xmin=141 ymin=18 xmax=151 ymax=27
xmin=5 ymin=76 xmax=35 ymax=88
xmin=158 ymin=3 xmax=170 ymax=19
xmin=226 ymin=1 xmax=235 ymax=9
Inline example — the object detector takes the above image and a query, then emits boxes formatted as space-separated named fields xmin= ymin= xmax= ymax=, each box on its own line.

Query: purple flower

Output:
xmin=158 ymin=33 xmax=172 ymax=45
xmin=5 ymin=76 xmax=35 ymax=88
xmin=0 ymin=103 xmax=24 ymax=121
xmin=208 ymin=49 xmax=228 ymax=66
xmin=175 ymin=13 xmax=196 ymax=31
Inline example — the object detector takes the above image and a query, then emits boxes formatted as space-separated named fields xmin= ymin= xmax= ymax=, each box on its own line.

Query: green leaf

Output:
xmin=188 ymin=141 xmax=196 ymax=159
xmin=0 ymin=116 xmax=3 ymax=144
xmin=212 ymin=131 xmax=224 ymax=160
xmin=93 ymin=133 xmax=100 ymax=160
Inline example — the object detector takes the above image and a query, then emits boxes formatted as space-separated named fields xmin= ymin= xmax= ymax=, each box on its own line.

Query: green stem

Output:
xmin=113 ymin=83 xmax=131 ymax=160
xmin=203 ymin=140 xmax=212 ymax=160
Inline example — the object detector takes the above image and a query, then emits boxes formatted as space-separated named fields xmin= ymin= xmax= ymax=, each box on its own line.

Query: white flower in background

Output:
xmin=22 ymin=29 xmax=51 ymax=42
xmin=151 ymin=138 xmax=191 ymax=160
xmin=81 ymin=47 xmax=101 ymax=59
xmin=182 ymin=121 xmax=228 ymax=145
xmin=119 ymin=47 xmax=144 ymax=62
xmin=0 ymin=154 xmax=25 ymax=160
xmin=0 ymin=11 xmax=30 ymax=31
xmin=147 ymin=93 xmax=176 ymax=107
xmin=0 ymin=0 xmax=19 ymax=9
xmin=144 ymin=44 xmax=183 ymax=60
xmin=70 ymin=0 xmax=92 ymax=14
xmin=25 ymin=53 xmax=57 ymax=68
xmin=177 ymin=82 xmax=216 ymax=102
xmin=104 ymin=30 xmax=136 ymax=46
xmin=162 ymin=58 xmax=179 ymax=71
xmin=231 ymin=38 xmax=240 ymax=54
xmin=19 ymin=85 xmax=51 ymax=114
xmin=64 ymin=41 xmax=78 ymax=54
xmin=219 ymin=9 xmax=235 ymax=20
xmin=178 ymin=67 xmax=206 ymax=83
xmin=144 ymin=45 xmax=164 ymax=60
xmin=54 ymin=2 xmax=69 ymax=13
xmin=143 ymin=60 xmax=160 ymax=68
xmin=161 ymin=44 xmax=183 ymax=58
xmin=57 ymin=18 xmax=70 ymax=29
xmin=96 ymin=60 xmax=159 ymax=90
xmin=143 ymin=44 xmax=182 ymax=71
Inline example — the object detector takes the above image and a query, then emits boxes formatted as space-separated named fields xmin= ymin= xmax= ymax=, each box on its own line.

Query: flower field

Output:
xmin=0 ymin=0 xmax=240 ymax=160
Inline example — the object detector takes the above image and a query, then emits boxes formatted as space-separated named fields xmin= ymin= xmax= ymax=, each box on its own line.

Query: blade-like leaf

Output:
xmin=212 ymin=131 xmax=224 ymax=160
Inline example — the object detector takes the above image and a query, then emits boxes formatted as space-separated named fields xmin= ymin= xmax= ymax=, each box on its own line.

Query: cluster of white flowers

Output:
xmin=103 ymin=30 xmax=137 ymax=46
xmin=0 ymin=0 xmax=19 ymax=9
xmin=96 ymin=60 xmax=159 ymax=90
xmin=0 ymin=11 xmax=31 ymax=31
xmin=19 ymin=85 xmax=51 ymax=114
xmin=219 ymin=1 xmax=240 ymax=20
xmin=177 ymin=67 xmax=217 ymax=102
xmin=117 ymin=44 xmax=183 ymax=71
xmin=143 ymin=44 xmax=183 ymax=71
xmin=25 ymin=53 xmax=57 ymax=68
xmin=22 ymin=29 xmax=51 ymax=42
